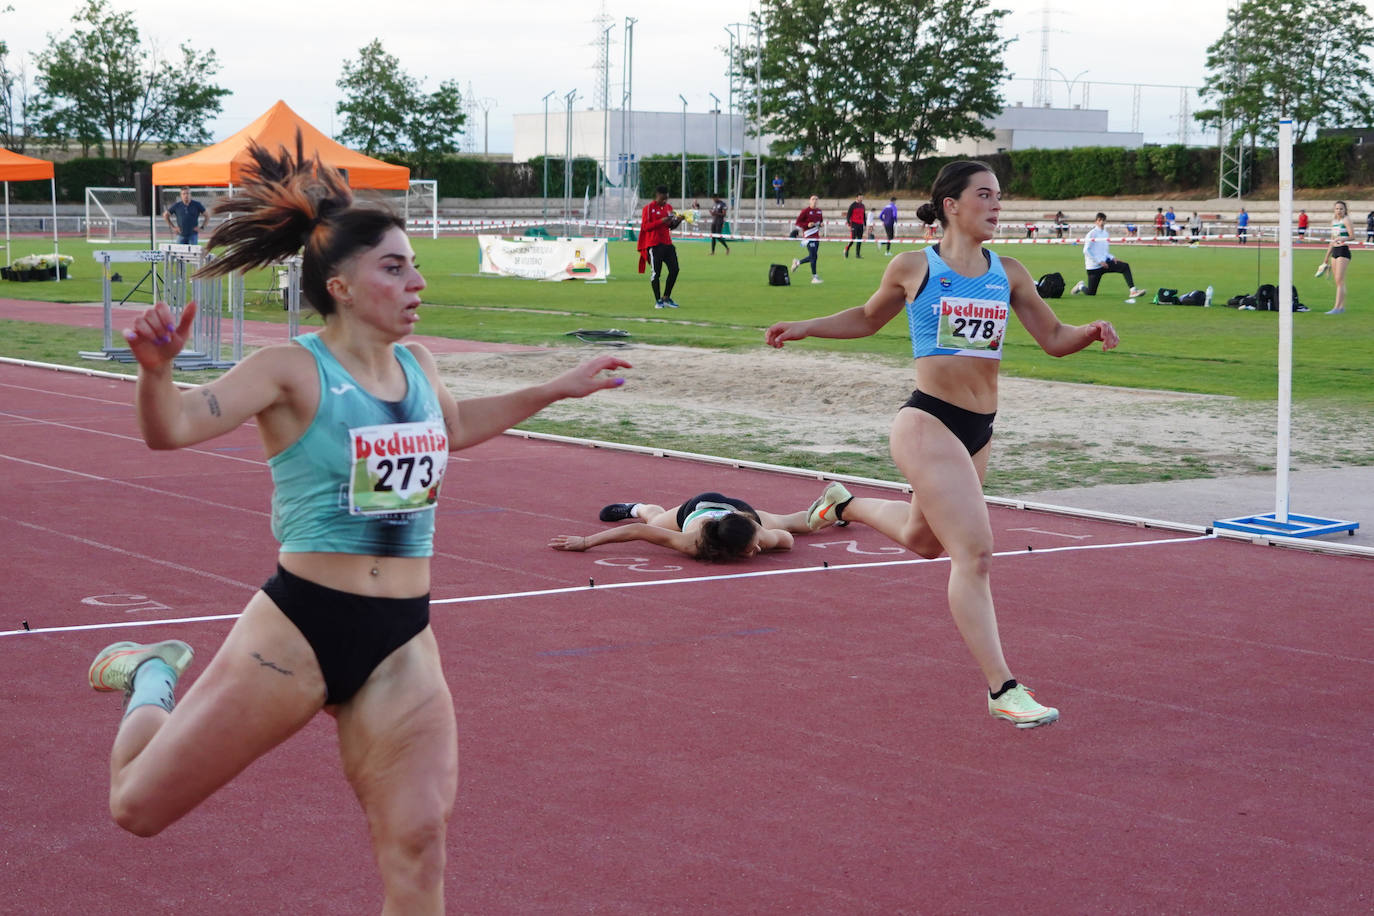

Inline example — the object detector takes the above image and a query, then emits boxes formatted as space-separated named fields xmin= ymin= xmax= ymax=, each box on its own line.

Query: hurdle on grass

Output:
xmin=80 ymin=244 xmax=245 ymax=370
xmin=1214 ymin=118 xmax=1358 ymax=539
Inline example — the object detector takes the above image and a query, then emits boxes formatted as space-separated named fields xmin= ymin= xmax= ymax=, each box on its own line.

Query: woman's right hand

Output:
xmin=121 ymin=301 xmax=198 ymax=372
xmin=765 ymin=320 xmax=808 ymax=349
xmin=548 ymin=534 xmax=589 ymax=552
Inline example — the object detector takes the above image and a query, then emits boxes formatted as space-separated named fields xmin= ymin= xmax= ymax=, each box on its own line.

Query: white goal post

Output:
xmin=85 ymin=186 xmax=234 ymax=244
xmin=403 ymin=179 xmax=438 ymax=239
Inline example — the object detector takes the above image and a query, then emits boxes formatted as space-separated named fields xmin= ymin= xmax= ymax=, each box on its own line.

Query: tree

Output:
xmin=1196 ymin=0 xmax=1374 ymax=146
xmin=32 ymin=0 xmax=228 ymax=173
xmin=741 ymin=0 xmax=1009 ymax=180
xmin=0 ymin=4 xmax=36 ymax=151
xmin=335 ymin=39 xmax=466 ymax=174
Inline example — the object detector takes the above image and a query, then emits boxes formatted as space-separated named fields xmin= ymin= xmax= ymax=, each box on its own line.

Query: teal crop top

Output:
xmin=269 ymin=333 xmax=448 ymax=556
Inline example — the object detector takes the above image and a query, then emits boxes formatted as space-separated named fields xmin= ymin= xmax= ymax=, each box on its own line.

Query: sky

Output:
xmin=0 ymin=0 xmax=1280 ymax=155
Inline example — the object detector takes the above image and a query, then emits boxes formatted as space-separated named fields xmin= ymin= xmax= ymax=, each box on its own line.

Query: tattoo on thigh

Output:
xmin=201 ymin=389 xmax=221 ymax=417
xmin=251 ymin=652 xmax=294 ymax=676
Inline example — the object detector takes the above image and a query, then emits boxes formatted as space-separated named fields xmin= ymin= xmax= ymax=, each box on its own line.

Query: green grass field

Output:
xmin=2 ymin=232 xmax=1369 ymax=403
xmin=3 ymin=232 xmax=1368 ymax=489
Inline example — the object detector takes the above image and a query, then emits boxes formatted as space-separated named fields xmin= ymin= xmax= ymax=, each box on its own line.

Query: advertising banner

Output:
xmin=477 ymin=236 xmax=609 ymax=281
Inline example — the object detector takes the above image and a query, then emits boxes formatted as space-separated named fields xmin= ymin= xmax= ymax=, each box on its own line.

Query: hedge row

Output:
xmin=8 ymin=139 xmax=1370 ymax=204
xmin=4 ymin=157 xmax=150 ymax=202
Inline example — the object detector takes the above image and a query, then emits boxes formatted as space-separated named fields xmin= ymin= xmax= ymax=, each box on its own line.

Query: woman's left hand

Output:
xmin=1084 ymin=320 xmax=1119 ymax=352
xmin=548 ymin=535 xmax=588 ymax=551
xmin=549 ymin=355 xmax=632 ymax=399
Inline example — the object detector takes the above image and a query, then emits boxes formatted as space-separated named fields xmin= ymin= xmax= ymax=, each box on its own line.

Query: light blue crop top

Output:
xmin=269 ymin=333 xmax=448 ymax=556
xmin=906 ymin=245 xmax=1010 ymax=361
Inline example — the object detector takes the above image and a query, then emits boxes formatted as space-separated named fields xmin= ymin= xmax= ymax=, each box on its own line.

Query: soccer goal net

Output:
xmin=85 ymin=186 xmax=235 ymax=244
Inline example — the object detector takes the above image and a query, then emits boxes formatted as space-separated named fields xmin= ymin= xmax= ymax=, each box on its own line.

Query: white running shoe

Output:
xmin=806 ymin=482 xmax=853 ymax=529
xmin=811 ymin=275 xmax=823 ymax=284
xmin=1129 ymin=287 xmax=1147 ymax=299
xmin=988 ymin=683 xmax=1059 ymax=728
xmin=89 ymin=640 xmax=194 ymax=693
xmin=1314 ymin=263 xmax=1329 ymax=278
xmin=1070 ymin=280 xmax=1086 ymax=295
xmin=790 ymin=258 xmax=800 ymax=272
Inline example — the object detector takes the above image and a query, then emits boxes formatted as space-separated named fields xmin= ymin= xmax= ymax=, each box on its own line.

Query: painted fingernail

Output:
xmin=165 ymin=324 xmax=176 ymax=334
xmin=612 ymin=377 xmax=625 ymax=386
xmin=155 ymin=335 xmax=170 ymax=345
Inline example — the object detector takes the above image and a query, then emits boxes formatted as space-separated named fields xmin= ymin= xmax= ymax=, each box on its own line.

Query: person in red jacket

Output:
xmin=637 ymin=185 xmax=684 ymax=308
xmin=844 ymin=193 xmax=867 ymax=258
xmin=790 ymin=195 xmax=824 ymax=284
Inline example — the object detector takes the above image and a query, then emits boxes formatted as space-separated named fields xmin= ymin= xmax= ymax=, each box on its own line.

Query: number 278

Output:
xmin=953 ymin=318 xmax=996 ymax=339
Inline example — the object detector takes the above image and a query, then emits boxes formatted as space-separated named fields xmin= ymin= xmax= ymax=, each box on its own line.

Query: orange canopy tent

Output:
xmin=0 ymin=148 xmax=61 ymax=281
xmin=152 ymin=100 xmax=409 ymax=190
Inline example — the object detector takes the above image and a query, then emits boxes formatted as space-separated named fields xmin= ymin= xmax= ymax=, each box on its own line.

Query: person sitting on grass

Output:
xmin=1070 ymin=212 xmax=1147 ymax=302
xmin=548 ymin=483 xmax=853 ymax=562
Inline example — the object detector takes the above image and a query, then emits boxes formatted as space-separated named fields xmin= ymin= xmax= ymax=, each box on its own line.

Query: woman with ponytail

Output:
xmin=548 ymin=483 xmax=854 ymax=562
xmin=765 ymin=161 xmax=1118 ymax=729
xmin=86 ymin=139 xmax=630 ymax=910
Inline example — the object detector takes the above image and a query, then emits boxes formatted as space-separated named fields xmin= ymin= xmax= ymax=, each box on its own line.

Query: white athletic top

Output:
xmin=1082 ymin=226 xmax=1112 ymax=270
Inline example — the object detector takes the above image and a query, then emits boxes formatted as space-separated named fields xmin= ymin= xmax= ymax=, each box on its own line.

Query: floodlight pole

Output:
xmin=709 ymin=92 xmax=720 ymax=195
xmin=752 ymin=19 xmax=763 ymax=241
xmin=563 ymin=89 xmax=578 ymax=226
xmin=1049 ymin=68 xmax=1089 ymax=107
xmin=601 ymin=25 xmax=613 ymax=226
xmin=623 ymin=17 xmax=637 ymax=223
xmin=542 ymin=90 xmax=556 ymax=220
xmin=679 ymin=94 xmax=688 ymax=202
xmin=478 ymin=98 xmax=497 ymax=157
xmin=724 ymin=26 xmax=736 ymax=204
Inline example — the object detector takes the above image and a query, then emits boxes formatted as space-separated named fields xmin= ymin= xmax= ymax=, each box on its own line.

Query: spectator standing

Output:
xmin=1070 ymin=212 xmax=1147 ymax=301
xmin=708 ymin=195 xmax=730 ymax=255
xmin=1316 ymin=200 xmax=1354 ymax=314
xmin=637 ymin=185 xmax=684 ymax=309
xmin=790 ymin=194 xmax=824 ymax=284
xmin=1366 ymin=210 xmax=1374 ymax=243
xmin=1164 ymin=206 xmax=1177 ymax=242
xmin=1188 ymin=212 xmax=1202 ymax=246
xmin=844 ymin=193 xmax=867 ymax=258
xmin=1297 ymin=209 xmax=1309 ymax=240
xmin=773 ymin=175 xmax=784 ymax=204
xmin=878 ymin=197 xmax=899 ymax=255
xmin=1237 ymin=207 xmax=1249 ymax=244
xmin=1153 ymin=207 xmax=1165 ymax=239
xmin=1054 ymin=210 xmax=1067 ymax=239
xmin=164 ymin=187 xmax=207 ymax=245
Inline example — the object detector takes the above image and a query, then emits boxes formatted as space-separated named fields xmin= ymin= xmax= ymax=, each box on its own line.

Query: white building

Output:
xmin=938 ymin=103 xmax=1143 ymax=156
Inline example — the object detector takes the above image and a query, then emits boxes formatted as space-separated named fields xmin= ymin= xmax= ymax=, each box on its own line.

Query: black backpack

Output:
xmin=768 ymin=264 xmax=791 ymax=286
xmin=1179 ymin=289 xmax=1206 ymax=306
xmin=1154 ymin=287 xmax=1181 ymax=304
xmin=1036 ymin=272 xmax=1065 ymax=299
xmin=1255 ymin=284 xmax=1278 ymax=311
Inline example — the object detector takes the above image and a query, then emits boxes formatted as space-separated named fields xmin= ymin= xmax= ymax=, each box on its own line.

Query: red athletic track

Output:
xmin=1 ymin=362 xmax=1370 ymax=915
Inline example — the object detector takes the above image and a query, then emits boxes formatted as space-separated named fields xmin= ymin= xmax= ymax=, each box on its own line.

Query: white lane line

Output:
xmin=0 ymin=534 xmax=1214 ymax=638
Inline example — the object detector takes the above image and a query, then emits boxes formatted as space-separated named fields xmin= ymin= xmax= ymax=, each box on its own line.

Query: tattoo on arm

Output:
xmin=201 ymin=389 xmax=221 ymax=417
xmin=251 ymin=652 xmax=294 ymax=676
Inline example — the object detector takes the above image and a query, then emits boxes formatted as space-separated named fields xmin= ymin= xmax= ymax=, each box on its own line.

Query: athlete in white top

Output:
xmin=1071 ymin=212 xmax=1147 ymax=301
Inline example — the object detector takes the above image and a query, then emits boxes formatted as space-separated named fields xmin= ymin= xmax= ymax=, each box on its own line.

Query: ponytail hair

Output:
xmin=198 ymin=132 xmax=404 ymax=316
xmin=916 ymin=160 xmax=996 ymax=227
xmin=695 ymin=513 xmax=760 ymax=563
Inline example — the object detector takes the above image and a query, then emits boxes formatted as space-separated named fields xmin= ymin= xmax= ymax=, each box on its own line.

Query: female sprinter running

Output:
xmin=547 ymin=482 xmax=853 ymax=561
xmin=764 ymin=160 xmax=1119 ymax=728
xmin=86 ymin=141 xmax=629 ymax=911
